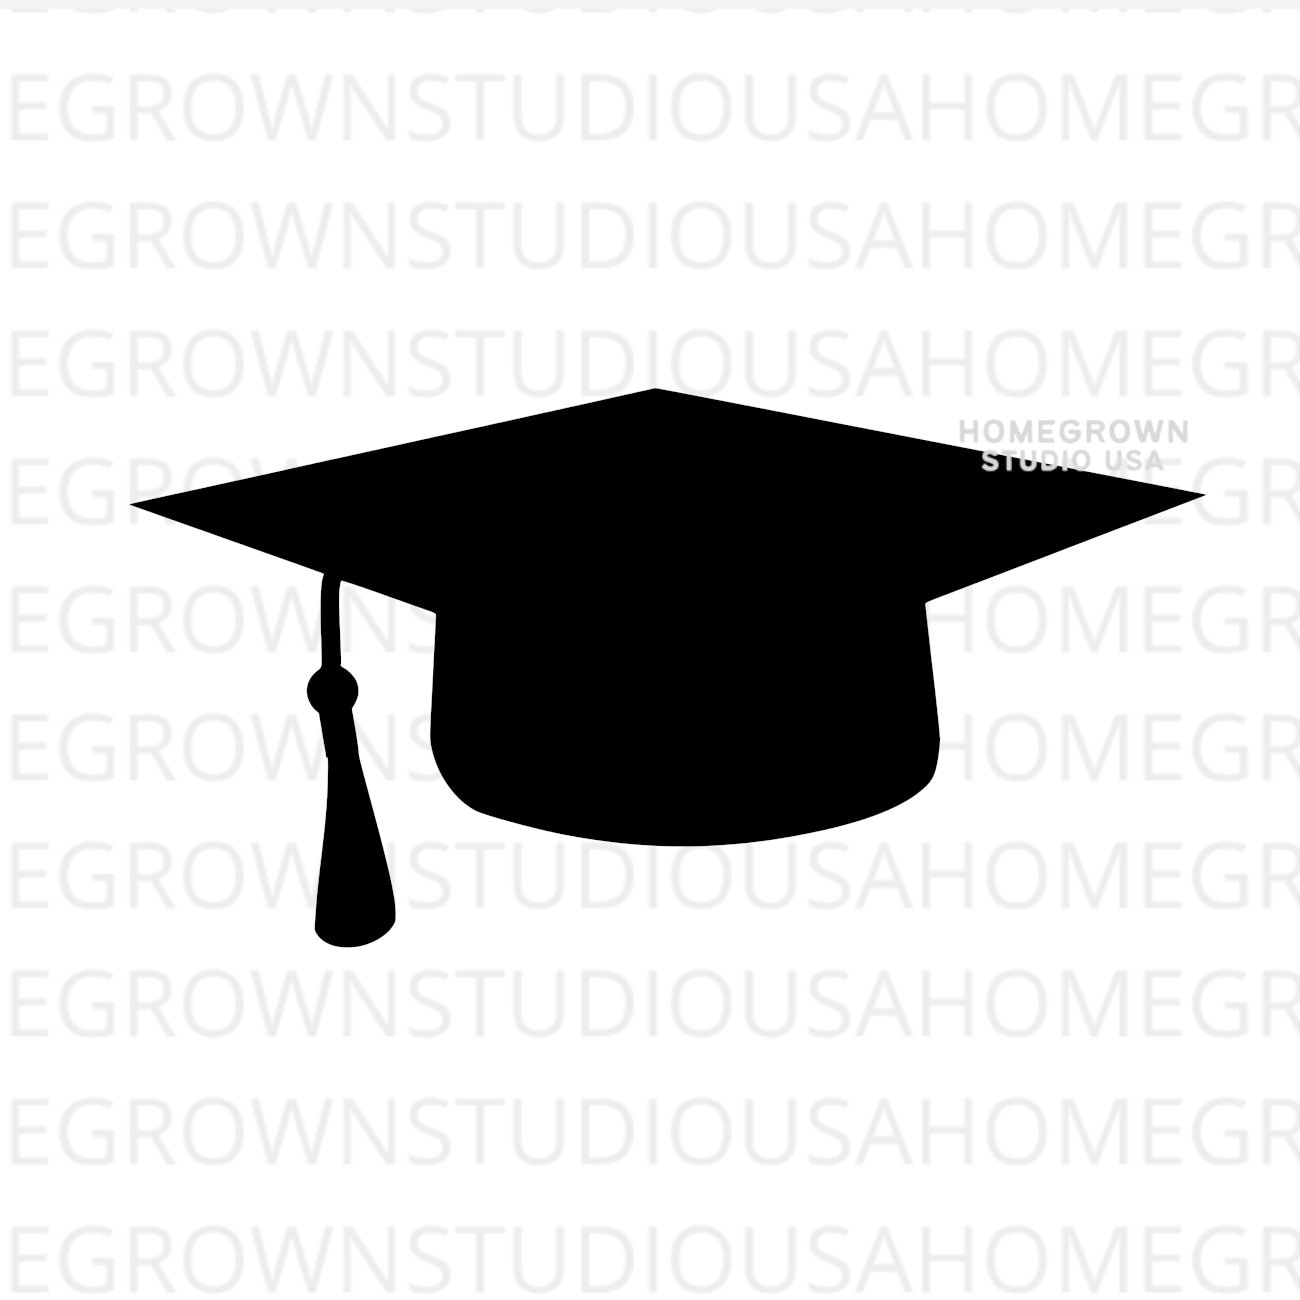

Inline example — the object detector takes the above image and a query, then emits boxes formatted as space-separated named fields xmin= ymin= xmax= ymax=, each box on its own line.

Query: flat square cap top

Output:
xmin=135 ymin=390 xmax=1200 ymax=612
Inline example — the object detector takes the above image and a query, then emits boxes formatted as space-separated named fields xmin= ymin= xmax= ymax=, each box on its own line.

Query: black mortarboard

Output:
xmin=135 ymin=390 xmax=1200 ymax=947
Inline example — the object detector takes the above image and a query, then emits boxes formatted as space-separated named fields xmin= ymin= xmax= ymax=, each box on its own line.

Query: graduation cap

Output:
xmin=135 ymin=390 xmax=1200 ymax=947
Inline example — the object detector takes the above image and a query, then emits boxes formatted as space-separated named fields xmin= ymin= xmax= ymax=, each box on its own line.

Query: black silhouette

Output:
xmin=135 ymin=390 xmax=1201 ymax=946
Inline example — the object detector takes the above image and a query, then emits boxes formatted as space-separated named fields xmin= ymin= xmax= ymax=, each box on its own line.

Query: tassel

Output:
xmin=307 ymin=575 xmax=396 ymax=947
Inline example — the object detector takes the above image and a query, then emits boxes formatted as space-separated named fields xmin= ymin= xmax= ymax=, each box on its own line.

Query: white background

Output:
xmin=2 ymin=10 xmax=1297 ymax=1297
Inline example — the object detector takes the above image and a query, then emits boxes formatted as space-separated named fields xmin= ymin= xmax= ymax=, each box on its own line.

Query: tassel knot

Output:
xmin=307 ymin=664 xmax=359 ymax=715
